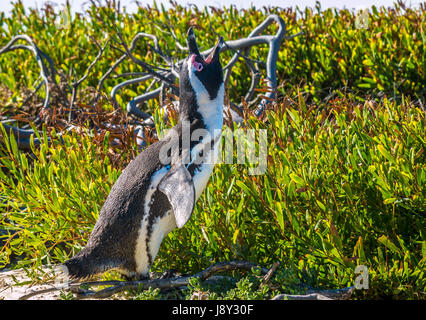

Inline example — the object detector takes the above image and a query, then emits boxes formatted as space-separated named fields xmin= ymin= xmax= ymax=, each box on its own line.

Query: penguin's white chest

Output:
xmin=134 ymin=167 xmax=175 ymax=275
xmin=192 ymin=163 xmax=214 ymax=200
xmin=190 ymin=131 xmax=221 ymax=200
xmin=133 ymin=137 xmax=220 ymax=275
xmin=187 ymin=71 xmax=224 ymax=199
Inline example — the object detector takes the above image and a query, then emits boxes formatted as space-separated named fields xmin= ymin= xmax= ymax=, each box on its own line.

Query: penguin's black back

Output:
xmin=65 ymin=137 xmax=171 ymax=278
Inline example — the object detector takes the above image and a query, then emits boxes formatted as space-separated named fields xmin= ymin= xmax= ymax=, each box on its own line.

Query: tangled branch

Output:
xmin=15 ymin=260 xmax=268 ymax=300
xmin=0 ymin=35 xmax=56 ymax=111
xmin=0 ymin=14 xmax=301 ymax=150
xmin=69 ymin=38 xmax=110 ymax=120
xmin=11 ymin=260 xmax=353 ymax=300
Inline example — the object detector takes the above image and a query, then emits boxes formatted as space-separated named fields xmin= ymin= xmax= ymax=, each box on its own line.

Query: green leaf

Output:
xmin=316 ymin=200 xmax=326 ymax=212
xmin=290 ymin=173 xmax=304 ymax=186
xmin=378 ymin=235 xmax=403 ymax=255
xmin=275 ymin=202 xmax=285 ymax=231
xmin=342 ymin=183 xmax=353 ymax=200
xmin=377 ymin=145 xmax=395 ymax=163
xmin=264 ymin=176 xmax=273 ymax=204
xmin=383 ymin=198 xmax=396 ymax=204
xmin=235 ymin=180 xmax=252 ymax=195
xmin=232 ymin=229 xmax=239 ymax=244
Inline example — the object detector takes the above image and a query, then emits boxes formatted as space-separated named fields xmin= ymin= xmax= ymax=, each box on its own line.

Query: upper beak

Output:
xmin=204 ymin=36 xmax=223 ymax=64
xmin=187 ymin=27 xmax=201 ymax=56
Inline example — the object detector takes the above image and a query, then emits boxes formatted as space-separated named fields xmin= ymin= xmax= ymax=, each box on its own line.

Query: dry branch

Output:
xmin=0 ymin=15 xmax=301 ymax=150
xmin=106 ymin=14 xmax=301 ymax=123
xmin=73 ymin=260 xmax=268 ymax=299
xmin=6 ymin=261 xmax=354 ymax=300
xmin=260 ymin=261 xmax=279 ymax=289
xmin=271 ymin=287 xmax=355 ymax=300
xmin=15 ymin=260 xmax=268 ymax=300
xmin=0 ymin=35 xmax=56 ymax=111
xmin=125 ymin=14 xmax=300 ymax=119
xmin=69 ymin=38 xmax=110 ymax=120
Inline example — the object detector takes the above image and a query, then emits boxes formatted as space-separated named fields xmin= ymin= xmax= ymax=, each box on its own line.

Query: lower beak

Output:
xmin=205 ymin=36 xmax=224 ymax=64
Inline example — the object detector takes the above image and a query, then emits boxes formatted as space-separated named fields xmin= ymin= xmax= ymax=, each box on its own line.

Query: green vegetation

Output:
xmin=0 ymin=1 xmax=424 ymax=111
xmin=0 ymin=1 xmax=425 ymax=299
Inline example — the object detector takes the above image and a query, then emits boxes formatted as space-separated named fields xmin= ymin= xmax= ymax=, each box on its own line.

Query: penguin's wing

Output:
xmin=158 ymin=164 xmax=195 ymax=228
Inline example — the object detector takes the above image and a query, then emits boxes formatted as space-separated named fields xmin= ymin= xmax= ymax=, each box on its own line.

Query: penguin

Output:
xmin=63 ymin=28 xmax=224 ymax=280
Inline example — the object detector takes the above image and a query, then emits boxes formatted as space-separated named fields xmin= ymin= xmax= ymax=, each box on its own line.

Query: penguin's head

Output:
xmin=180 ymin=27 xmax=224 ymax=104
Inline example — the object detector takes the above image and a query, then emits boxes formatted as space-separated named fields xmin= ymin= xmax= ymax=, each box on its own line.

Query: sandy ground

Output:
xmin=0 ymin=267 xmax=67 ymax=300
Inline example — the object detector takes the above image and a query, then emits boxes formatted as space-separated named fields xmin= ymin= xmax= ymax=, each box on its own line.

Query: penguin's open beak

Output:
xmin=187 ymin=27 xmax=223 ymax=65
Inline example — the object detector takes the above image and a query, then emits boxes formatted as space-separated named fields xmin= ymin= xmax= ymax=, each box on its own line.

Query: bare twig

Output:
xmin=0 ymin=35 xmax=56 ymax=111
xmin=272 ymin=293 xmax=333 ymax=300
xmin=95 ymin=30 xmax=179 ymax=116
xmin=112 ymin=72 xmax=149 ymax=78
xmin=114 ymin=31 xmax=176 ymax=87
xmin=69 ymin=38 xmax=110 ymax=120
xmin=220 ymin=15 xmax=289 ymax=113
xmin=16 ymin=260 xmax=268 ymax=300
xmin=260 ymin=261 xmax=279 ymax=289
xmin=73 ymin=260 xmax=268 ymax=299
xmin=14 ymin=261 xmax=353 ymax=301
xmin=126 ymin=87 xmax=162 ymax=119
xmin=160 ymin=20 xmax=188 ymax=51
xmin=94 ymin=54 xmax=127 ymax=105
xmin=110 ymin=74 xmax=153 ymax=109
xmin=271 ymin=287 xmax=354 ymax=300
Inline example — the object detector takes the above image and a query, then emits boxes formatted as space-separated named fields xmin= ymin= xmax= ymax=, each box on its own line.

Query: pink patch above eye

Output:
xmin=191 ymin=55 xmax=203 ymax=72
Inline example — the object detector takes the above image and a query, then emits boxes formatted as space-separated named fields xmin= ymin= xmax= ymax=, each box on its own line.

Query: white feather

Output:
xmin=186 ymin=60 xmax=224 ymax=199
xmin=187 ymin=61 xmax=225 ymax=135
xmin=134 ymin=166 xmax=170 ymax=275
xmin=148 ymin=210 xmax=176 ymax=263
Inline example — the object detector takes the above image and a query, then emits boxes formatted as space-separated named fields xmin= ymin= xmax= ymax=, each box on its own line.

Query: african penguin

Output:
xmin=62 ymin=27 xmax=224 ymax=280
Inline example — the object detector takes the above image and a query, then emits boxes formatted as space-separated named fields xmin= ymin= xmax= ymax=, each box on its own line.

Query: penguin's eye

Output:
xmin=191 ymin=55 xmax=204 ymax=72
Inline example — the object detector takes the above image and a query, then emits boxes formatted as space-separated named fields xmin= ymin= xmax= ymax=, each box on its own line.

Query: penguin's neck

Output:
xmin=180 ymin=76 xmax=225 ymax=136
xmin=194 ymin=83 xmax=224 ymax=135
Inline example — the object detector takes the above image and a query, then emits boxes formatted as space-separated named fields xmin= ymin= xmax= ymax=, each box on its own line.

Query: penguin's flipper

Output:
xmin=158 ymin=164 xmax=195 ymax=228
